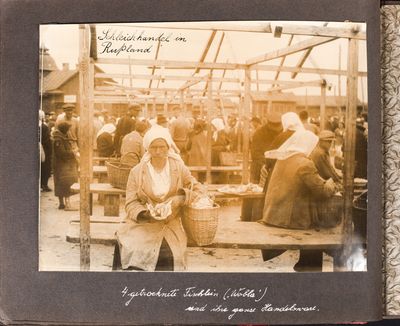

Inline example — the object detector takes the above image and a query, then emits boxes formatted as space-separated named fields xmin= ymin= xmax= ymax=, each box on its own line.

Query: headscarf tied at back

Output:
xmin=97 ymin=123 xmax=116 ymax=138
xmin=141 ymin=125 xmax=183 ymax=162
xmin=264 ymin=130 xmax=318 ymax=161
xmin=281 ymin=112 xmax=304 ymax=132
xmin=211 ymin=118 xmax=225 ymax=141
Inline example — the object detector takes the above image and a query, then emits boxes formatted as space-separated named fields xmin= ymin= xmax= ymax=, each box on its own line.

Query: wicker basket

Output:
xmin=182 ymin=204 xmax=219 ymax=246
xmin=105 ymin=159 xmax=132 ymax=189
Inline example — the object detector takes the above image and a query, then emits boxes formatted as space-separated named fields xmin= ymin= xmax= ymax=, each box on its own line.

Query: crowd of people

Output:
xmin=39 ymin=103 xmax=368 ymax=272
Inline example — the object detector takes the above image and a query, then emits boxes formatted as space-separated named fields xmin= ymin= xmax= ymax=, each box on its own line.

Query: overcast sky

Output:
xmin=40 ymin=21 xmax=368 ymax=101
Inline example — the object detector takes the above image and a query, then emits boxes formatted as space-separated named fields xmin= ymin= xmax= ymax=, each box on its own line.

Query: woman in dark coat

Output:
xmin=96 ymin=123 xmax=116 ymax=157
xmin=186 ymin=120 xmax=207 ymax=182
xmin=53 ymin=122 xmax=79 ymax=210
xmin=39 ymin=110 xmax=52 ymax=192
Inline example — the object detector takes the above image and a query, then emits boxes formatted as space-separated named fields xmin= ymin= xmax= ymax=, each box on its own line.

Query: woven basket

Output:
xmin=105 ymin=159 xmax=132 ymax=189
xmin=182 ymin=204 xmax=219 ymax=246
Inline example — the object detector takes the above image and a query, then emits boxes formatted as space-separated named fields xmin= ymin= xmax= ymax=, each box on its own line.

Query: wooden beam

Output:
xmin=114 ymin=22 xmax=272 ymax=33
xmin=195 ymin=30 xmax=217 ymax=74
xmin=342 ymin=37 xmax=359 ymax=267
xmin=147 ymin=40 xmax=162 ymax=94
xmin=242 ymin=68 xmax=251 ymax=183
xmin=273 ymin=35 xmax=294 ymax=86
xmin=78 ymin=24 xmax=91 ymax=271
xmin=96 ymin=57 xmax=245 ymax=70
xmin=275 ymin=24 xmax=366 ymax=40
xmin=206 ymin=77 xmax=213 ymax=183
xmin=95 ymin=57 xmax=368 ymax=77
xmin=246 ymin=36 xmax=337 ymax=66
xmin=95 ymin=73 xmax=323 ymax=87
xmin=320 ymin=82 xmax=327 ymax=130
xmin=203 ymin=32 xmax=225 ymax=96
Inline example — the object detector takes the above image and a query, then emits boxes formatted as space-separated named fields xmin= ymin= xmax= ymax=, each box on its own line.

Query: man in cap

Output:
xmin=299 ymin=110 xmax=319 ymax=135
xmin=250 ymin=112 xmax=282 ymax=184
xmin=114 ymin=103 xmax=141 ymax=155
xmin=310 ymin=130 xmax=341 ymax=182
xmin=242 ymin=112 xmax=282 ymax=221
xmin=55 ymin=103 xmax=79 ymax=149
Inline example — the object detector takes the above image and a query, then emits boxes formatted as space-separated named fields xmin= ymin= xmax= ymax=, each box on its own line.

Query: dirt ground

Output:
xmin=39 ymin=177 xmax=335 ymax=272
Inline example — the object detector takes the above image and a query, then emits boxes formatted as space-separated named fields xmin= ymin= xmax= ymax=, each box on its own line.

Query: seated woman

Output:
xmin=259 ymin=130 xmax=338 ymax=271
xmin=115 ymin=127 xmax=202 ymax=271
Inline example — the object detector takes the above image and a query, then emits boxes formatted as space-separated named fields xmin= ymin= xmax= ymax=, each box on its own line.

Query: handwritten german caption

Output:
xmin=121 ymin=286 xmax=319 ymax=320
xmin=97 ymin=28 xmax=188 ymax=56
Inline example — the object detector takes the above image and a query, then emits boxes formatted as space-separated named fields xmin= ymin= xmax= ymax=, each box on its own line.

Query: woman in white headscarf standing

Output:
xmin=114 ymin=127 xmax=202 ymax=271
xmin=210 ymin=117 xmax=229 ymax=184
xmin=259 ymin=130 xmax=338 ymax=271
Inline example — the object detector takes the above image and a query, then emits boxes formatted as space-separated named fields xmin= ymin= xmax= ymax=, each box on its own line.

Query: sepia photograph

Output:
xmin=38 ymin=20 xmax=368 ymax=273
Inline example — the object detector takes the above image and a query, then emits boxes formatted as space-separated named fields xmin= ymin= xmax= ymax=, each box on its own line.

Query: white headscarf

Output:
xmin=264 ymin=130 xmax=319 ymax=161
xmin=141 ymin=125 xmax=182 ymax=162
xmin=97 ymin=123 xmax=116 ymax=138
xmin=211 ymin=118 xmax=225 ymax=141
xmin=281 ymin=112 xmax=304 ymax=132
xmin=39 ymin=110 xmax=45 ymax=126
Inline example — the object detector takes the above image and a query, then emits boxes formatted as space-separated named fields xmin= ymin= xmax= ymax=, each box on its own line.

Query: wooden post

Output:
xmin=144 ymin=100 xmax=148 ymax=118
xmin=320 ymin=81 xmax=327 ymax=130
xmin=242 ymin=68 xmax=251 ymax=183
xmin=78 ymin=24 xmax=92 ymax=271
xmin=342 ymin=37 xmax=358 ymax=268
xmin=152 ymin=97 xmax=156 ymax=118
xmin=206 ymin=77 xmax=213 ymax=184
xmin=164 ymin=92 xmax=168 ymax=115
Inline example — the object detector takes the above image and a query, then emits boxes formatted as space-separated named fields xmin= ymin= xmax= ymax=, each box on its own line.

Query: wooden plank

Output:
xmin=276 ymin=24 xmax=366 ymax=40
xmin=104 ymin=194 xmax=121 ymax=216
xmin=147 ymin=40 xmax=161 ymax=94
xmin=246 ymin=36 xmax=337 ymax=66
xmin=78 ymin=24 xmax=91 ymax=271
xmin=342 ymin=38 xmax=359 ymax=260
xmin=66 ymin=220 xmax=348 ymax=250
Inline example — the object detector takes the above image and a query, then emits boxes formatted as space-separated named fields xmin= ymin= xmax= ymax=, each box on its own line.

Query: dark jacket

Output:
xmin=310 ymin=145 xmax=341 ymax=182
xmin=114 ymin=116 xmax=136 ymax=155
xmin=97 ymin=132 xmax=115 ymax=157
xmin=52 ymin=130 xmax=78 ymax=197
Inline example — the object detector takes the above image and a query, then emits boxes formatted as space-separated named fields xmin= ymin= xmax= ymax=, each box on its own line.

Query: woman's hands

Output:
xmin=137 ymin=195 xmax=186 ymax=223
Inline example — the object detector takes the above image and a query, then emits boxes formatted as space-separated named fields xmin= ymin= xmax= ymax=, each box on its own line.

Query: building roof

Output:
xmin=42 ymin=69 xmax=78 ymax=93
xmin=39 ymin=47 xmax=58 ymax=72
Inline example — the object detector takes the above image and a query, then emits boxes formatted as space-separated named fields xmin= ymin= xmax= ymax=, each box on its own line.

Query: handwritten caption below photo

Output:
xmin=121 ymin=286 xmax=319 ymax=320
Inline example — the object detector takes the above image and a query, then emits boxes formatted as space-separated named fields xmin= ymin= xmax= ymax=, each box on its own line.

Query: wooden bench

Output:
xmin=66 ymin=219 xmax=352 ymax=270
xmin=70 ymin=183 xmax=124 ymax=216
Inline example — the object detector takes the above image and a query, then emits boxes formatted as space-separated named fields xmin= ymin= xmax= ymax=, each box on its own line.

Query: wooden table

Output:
xmin=70 ymin=183 xmax=264 ymax=216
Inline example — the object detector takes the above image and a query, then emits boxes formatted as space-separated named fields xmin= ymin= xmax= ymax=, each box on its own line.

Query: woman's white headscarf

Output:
xmin=281 ymin=112 xmax=304 ymax=132
xmin=141 ymin=125 xmax=183 ymax=162
xmin=264 ymin=130 xmax=319 ymax=161
xmin=96 ymin=123 xmax=116 ymax=138
xmin=211 ymin=118 xmax=225 ymax=141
